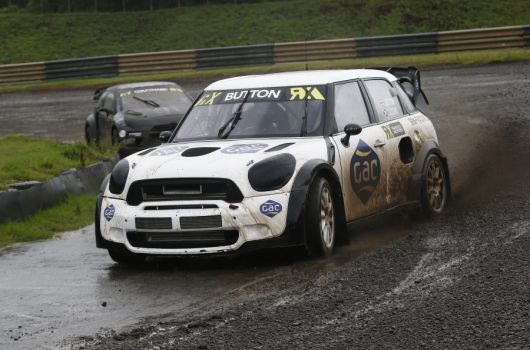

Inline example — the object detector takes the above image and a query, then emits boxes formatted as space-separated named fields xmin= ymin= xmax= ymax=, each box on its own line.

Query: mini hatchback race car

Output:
xmin=95 ymin=68 xmax=450 ymax=263
xmin=85 ymin=81 xmax=192 ymax=157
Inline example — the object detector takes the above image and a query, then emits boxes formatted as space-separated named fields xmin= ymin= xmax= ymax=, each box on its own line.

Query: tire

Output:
xmin=306 ymin=177 xmax=336 ymax=257
xmin=111 ymin=127 xmax=118 ymax=146
xmin=108 ymin=248 xmax=145 ymax=265
xmin=420 ymin=154 xmax=448 ymax=217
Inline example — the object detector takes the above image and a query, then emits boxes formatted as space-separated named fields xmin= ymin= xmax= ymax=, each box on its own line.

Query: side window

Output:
xmin=364 ymin=79 xmax=404 ymax=122
xmin=334 ymin=81 xmax=370 ymax=131
xmin=103 ymin=93 xmax=116 ymax=112
xmin=394 ymin=82 xmax=416 ymax=114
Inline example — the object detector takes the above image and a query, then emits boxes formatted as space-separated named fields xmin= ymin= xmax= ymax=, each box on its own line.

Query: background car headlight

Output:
xmin=248 ymin=153 xmax=296 ymax=191
xmin=109 ymin=159 xmax=129 ymax=194
xmin=118 ymin=129 xmax=127 ymax=138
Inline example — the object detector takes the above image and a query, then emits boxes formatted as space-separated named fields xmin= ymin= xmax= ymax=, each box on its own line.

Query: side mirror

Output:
xmin=159 ymin=131 xmax=172 ymax=143
xmin=341 ymin=123 xmax=362 ymax=146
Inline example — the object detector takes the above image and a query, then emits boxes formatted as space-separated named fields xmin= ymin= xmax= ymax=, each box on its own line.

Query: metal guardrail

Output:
xmin=0 ymin=25 xmax=528 ymax=84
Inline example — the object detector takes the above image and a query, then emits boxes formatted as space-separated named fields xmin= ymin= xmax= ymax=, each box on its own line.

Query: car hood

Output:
xmin=114 ymin=137 xmax=328 ymax=198
xmin=124 ymin=107 xmax=185 ymax=130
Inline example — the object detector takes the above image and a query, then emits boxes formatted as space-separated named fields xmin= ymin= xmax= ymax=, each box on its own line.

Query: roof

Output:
xmin=108 ymin=81 xmax=180 ymax=91
xmin=205 ymin=69 xmax=397 ymax=90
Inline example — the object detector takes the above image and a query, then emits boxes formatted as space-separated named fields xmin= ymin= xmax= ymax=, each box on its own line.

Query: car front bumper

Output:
xmin=99 ymin=193 xmax=295 ymax=255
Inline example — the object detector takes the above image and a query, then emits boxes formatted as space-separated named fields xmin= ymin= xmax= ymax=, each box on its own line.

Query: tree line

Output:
xmin=0 ymin=0 xmax=272 ymax=12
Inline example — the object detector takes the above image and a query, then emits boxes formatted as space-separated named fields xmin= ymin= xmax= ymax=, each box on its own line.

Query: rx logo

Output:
xmin=103 ymin=204 xmax=115 ymax=221
xmin=260 ymin=200 xmax=282 ymax=218
xmin=350 ymin=140 xmax=381 ymax=204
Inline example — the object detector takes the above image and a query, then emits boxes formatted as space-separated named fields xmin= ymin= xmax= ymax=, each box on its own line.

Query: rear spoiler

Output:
xmin=371 ymin=66 xmax=429 ymax=105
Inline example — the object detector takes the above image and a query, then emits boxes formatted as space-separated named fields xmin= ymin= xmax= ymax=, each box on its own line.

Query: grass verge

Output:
xmin=0 ymin=194 xmax=95 ymax=248
xmin=1 ymin=0 xmax=529 ymax=64
xmin=0 ymin=135 xmax=117 ymax=190
xmin=1 ymin=48 xmax=529 ymax=94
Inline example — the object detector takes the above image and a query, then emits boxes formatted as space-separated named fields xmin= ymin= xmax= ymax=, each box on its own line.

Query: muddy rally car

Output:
xmin=85 ymin=82 xmax=193 ymax=157
xmin=95 ymin=68 xmax=450 ymax=263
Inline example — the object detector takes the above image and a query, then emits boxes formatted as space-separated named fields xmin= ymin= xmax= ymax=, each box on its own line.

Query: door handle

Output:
xmin=374 ymin=139 xmax=386 ymax=148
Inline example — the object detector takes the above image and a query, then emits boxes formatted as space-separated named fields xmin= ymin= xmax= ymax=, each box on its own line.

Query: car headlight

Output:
xmin=118 ymin=129 xmax=127 ymax=138
xmin=248 ymin=154 xmax=296 ymax=191
xmin=109 ymin=159 xmax=129 ymax=194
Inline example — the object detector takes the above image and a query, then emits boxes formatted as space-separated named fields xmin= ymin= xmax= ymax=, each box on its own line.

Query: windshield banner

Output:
xmin=120 ymin=87 xmax=183 ymax=97
xmin=195 ymin=86 xmax=326 ymax=106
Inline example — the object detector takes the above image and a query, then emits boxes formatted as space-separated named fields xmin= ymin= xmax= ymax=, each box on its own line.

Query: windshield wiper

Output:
xmin=133 ymin=96 xmax=160 ymax=108
xmin=217 ymin=90 xmax=250 ymax=139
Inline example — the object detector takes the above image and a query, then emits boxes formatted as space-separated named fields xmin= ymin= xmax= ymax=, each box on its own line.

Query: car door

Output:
xmin=363 ymin=79 xmax=414 ymax=207
xmin=330 ymin=80 xmax=390 ymax=221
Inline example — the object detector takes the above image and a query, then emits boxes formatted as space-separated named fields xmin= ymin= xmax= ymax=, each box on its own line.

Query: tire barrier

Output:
xmin=0 ymin=156 xmax=118 ymax=224
xmin=0 ymin=25 xmax=528 ymax=85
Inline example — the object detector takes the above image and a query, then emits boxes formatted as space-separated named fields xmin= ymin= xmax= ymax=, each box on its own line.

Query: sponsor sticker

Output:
xmin=120 ymin=87 xmax=183 ymax=97
xmin=350 ymin=140 xmax=381 ymax=204
xmin=382 ymin=121 xmax=405 ymax=140
xmin=221 ymin=144 xmax=268 ymax=154
xmin=194 ymin=86 xmax=326 ymax=106
xmin=260 ymin=200 xmax=282 ymax=218
xmin=104 ymin=204 xmax=115 ymax=222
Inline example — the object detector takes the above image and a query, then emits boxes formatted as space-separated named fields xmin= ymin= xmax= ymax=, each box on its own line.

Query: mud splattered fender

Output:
xmin=285 ymin=159 xmax=347 ymax=246
xmin=408 ymin=140 xmax=451 ymax=202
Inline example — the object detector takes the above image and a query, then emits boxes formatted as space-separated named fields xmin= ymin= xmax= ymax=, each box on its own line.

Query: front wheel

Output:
xmin=108 ymin=248 xmax=145 ymax=265
xmin=420 ymin=154 xmax=448 ymax=217
xmin=306 ymin=177 xmax=336 ymax=257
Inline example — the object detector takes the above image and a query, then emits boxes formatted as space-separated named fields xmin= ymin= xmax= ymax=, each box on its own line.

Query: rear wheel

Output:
xmin=108 ymin=248 xmax=145 ymax=265
xmin=420 ymin=154 xmax=448 ymax=217
xmin=306 ymin=177 xmax=335 ymax=257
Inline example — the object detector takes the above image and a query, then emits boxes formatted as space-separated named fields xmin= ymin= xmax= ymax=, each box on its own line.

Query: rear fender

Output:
xmin=408 ymin=140 xmax=451 ymax=202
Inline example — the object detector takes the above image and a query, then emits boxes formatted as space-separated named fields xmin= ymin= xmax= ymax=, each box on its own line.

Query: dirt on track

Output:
xmin=0 ymin=62 xmax=529 ymax=350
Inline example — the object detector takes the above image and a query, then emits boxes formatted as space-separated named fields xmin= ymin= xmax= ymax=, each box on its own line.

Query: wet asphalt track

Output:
xmin=0 ymin=62 xmax=529 ymax=349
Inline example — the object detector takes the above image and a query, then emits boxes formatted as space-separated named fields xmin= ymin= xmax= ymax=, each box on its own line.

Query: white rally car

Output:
xmin=95 ymin=68 xmax=450 ymax=263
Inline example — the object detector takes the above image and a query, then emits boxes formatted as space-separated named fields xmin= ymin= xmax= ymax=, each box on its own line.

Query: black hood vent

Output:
xmin=265 ymin=143 xmax=295 ymax=152
xmin=182 ymin=147 xmax=220 ymax=157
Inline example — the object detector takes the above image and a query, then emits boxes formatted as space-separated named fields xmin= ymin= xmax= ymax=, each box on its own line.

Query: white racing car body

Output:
xmin=95 ymin=69 xmax=450 ymax=262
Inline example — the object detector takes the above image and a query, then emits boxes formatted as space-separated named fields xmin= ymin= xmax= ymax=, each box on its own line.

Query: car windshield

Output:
xmin=119 ymin=86 xmax=191 ymax=112
xmin=173 ymin=86 xmax=326 ymax=141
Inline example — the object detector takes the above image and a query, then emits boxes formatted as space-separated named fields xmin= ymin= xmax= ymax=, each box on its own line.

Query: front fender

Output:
xmin=284 ymin=159 xmax=346 ymax=246
xmin=95 ymin=174 xmax=111 ymax=248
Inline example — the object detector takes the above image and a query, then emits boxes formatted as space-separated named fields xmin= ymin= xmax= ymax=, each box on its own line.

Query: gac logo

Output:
xmin=260 ymin=200 xmax=282 ymax=218
xmin=353 ymin=159 xmax=379 ymax=183
xmin=350 ymin=139 xmax=381 ymax=204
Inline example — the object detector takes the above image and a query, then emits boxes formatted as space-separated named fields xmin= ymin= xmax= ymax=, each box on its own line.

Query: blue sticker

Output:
xmin=221 ymin=144 xmax=268 ymax=154
xmin=103 ymin=204 xmax=115 ymax=221
xmin=260 ymin=200 xmax=282 ymax=218
xmin=350 ymin=140 xmax=380 ymax=204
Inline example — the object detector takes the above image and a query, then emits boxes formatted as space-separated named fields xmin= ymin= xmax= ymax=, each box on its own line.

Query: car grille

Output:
xmin=126 ymin=230 xmax=239 ymax=249
xmin=135 ymin=217 xmax=172 ymax=230
xmin=127 ymin=178 xmax=244 ymax=205
xmin=180 ymin=215 xmax=222 ymax=230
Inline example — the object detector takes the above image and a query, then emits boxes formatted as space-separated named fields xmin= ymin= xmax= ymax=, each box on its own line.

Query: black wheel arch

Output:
xmin=285 ymin=159 xmax=347 ymax=246
xmin=408 ymin=140 xmax=451 ymax=202
xmin=95 ymin=174 xmax=111 ymax=249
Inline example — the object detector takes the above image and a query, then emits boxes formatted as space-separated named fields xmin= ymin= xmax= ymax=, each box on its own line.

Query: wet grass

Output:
xmin=1 ymin=48 xmax=529 ymax=94
xmin=0 ymin=195 xmax=95 ymax=248
xmin=1 ymin=0 xmax=529 ymax=64
xmin=0 ymin=135 xmax=117 ymax=190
